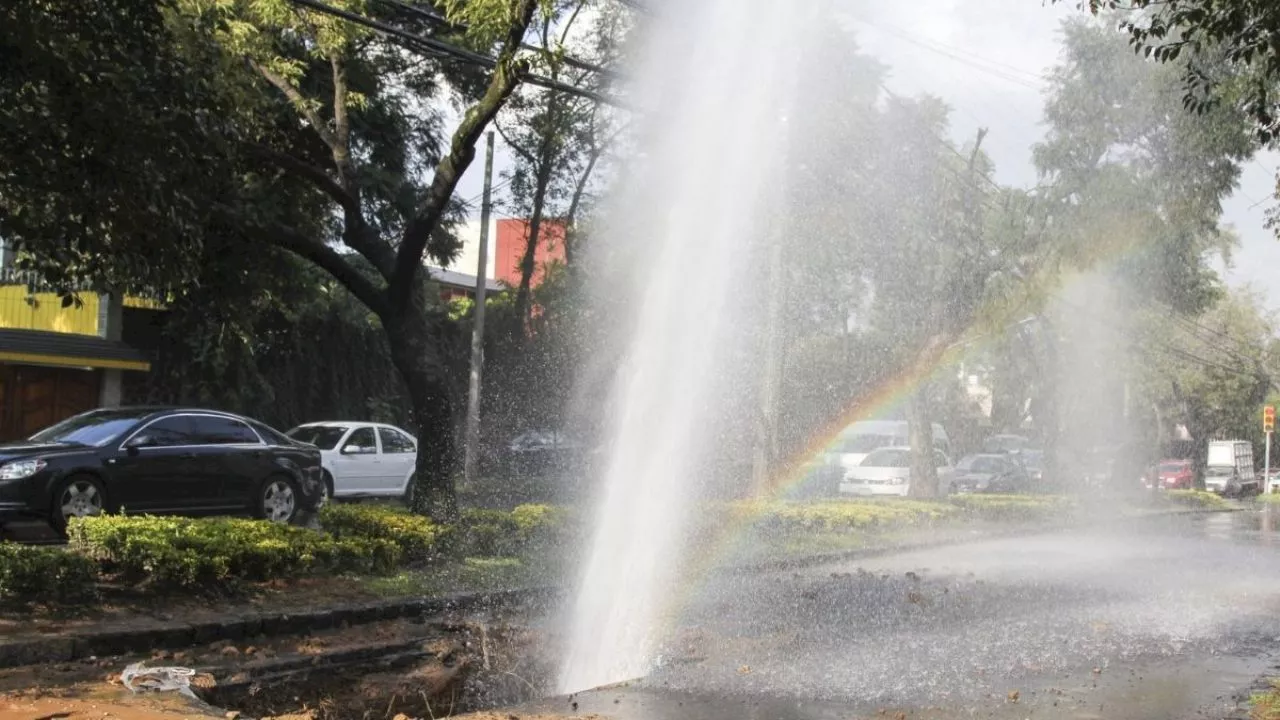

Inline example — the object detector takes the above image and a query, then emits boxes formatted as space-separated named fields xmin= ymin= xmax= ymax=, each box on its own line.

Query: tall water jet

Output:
xmin=558 ymin=0 xmax=804 ymax=693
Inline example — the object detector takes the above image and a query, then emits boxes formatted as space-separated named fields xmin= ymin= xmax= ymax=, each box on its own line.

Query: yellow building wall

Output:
xmin=0 ymin=286 xmax=100 ymax=335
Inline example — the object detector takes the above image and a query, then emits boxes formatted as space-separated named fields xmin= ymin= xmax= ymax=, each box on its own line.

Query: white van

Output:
xmin=827 ymin=420 xmax=950 ymax=475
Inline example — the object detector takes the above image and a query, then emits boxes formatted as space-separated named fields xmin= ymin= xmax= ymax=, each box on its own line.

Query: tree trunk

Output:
xmin=906 ymin=387 xmax=939 ymax=497
xmin=512 ymin=157 xmax=555 ymax=334
xmin=382 ymin=293 xmax=458 ymax=522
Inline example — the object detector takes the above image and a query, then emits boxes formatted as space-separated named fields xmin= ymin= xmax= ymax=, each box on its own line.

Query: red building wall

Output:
xmin=494 ymin=219 xmax=566 ymax=287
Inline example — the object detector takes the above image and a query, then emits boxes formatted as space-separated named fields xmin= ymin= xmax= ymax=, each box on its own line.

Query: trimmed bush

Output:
xmin=0 ymin=543 xmax=97 ymax=604
xmin=320 ymin=503 xmax=444 ymax=560
xmin=458 ymin=504 xmax=572 ymax=557
xmin=946 ymin=493 xmax=1072 ymax=521
xmin=68 ymin=515 xmax=401 ymax=592
xmin=1166 ymin=489 xmax=1229 ymax=509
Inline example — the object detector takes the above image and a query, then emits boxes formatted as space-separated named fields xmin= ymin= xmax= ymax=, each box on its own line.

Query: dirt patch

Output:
xmin=205 ymin=625 xmax=554 ymax=720
xmin=0 ymin=576 xmax=396 ymax=639
xmin=0 ymin=613 xmax=555 ymax=720
xmin=0 ymin=688 xmax=220 ymax=720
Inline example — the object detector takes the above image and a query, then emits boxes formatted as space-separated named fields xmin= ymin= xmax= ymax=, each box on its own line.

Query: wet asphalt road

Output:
xmin=538 ymin=508 xmax=1280 ymax=719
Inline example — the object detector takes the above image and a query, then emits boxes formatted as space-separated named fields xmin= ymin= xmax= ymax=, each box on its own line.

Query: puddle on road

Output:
xmin=517 ymin=649 xmax=1264 ymax=720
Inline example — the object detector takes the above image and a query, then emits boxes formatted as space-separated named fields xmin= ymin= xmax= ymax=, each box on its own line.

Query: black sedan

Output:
xmin=0 ymin=407 xmax=325 ymax=530
xmin=951 ymin=453 xmax=1030 ymax=494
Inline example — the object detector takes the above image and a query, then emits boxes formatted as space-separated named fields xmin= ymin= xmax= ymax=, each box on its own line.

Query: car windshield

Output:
xmin=28 ymin=409 xmax=148 ymax=447
xmin=287 ymin=425 xmax=349 ymax=450
xmin=1159 ymin=462 xmax=1188 ymax=474
xmin=959 ymin=456 xmax=1005 ymax=473
xmin=838 ymin=434 xmax=899 ymax=454
xmin=861 ymin=449 xmax=909 ymax=468
xmin=982 ymin=436 xmax=1027 ymax=453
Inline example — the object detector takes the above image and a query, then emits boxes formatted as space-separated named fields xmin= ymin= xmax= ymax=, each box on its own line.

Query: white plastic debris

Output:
xmin=120 ymin=662 xmax=198 ymax=699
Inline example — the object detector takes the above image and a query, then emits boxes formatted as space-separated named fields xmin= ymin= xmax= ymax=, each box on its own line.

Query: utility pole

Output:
xmin=1265 ymin=405 xmax=1274 ymax=493
xmin=463 ymin=131 xmax=495 ymax=487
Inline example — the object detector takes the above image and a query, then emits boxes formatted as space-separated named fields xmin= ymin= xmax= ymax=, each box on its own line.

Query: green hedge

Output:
xmin=1166 ymin=489 xmax=1229 ymax=509
xmin=945 ymin=493 xmax=1073 ymax=521
xmin=0 ymin=543 xmax=97 ymax=604
xmin=319 ymin=503 xmax=443 ymax=560
xmin=458 ymin=504 xmax=571 ymax=557
xmin=68 ymin=515 xmax=401 ymax=591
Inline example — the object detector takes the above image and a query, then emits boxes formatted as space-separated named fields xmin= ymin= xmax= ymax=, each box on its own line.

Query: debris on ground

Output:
xmin=120 ymin=663 xmax=201 ymax=699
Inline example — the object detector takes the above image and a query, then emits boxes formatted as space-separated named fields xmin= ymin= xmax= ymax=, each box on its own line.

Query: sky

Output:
xmin=452 ymin=0 xmax=1280 ymax=310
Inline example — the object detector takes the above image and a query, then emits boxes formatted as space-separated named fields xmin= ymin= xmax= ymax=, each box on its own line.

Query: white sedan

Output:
xmin=286 ymin=422 xmax=417 ymax=502
xmin=839 ymin=446 xmax=955 ymax=497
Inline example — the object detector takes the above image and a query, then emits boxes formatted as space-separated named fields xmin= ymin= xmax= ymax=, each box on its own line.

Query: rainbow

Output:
xmin=655 ymin=262 xmax=1081 ymax=634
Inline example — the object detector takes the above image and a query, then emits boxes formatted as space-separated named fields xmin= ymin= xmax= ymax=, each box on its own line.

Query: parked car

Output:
xmin=982 ymin=434 xmax=1033 ymax=454
xmin=840 ymin=446 xmax=955 ymax=497
xmin=951 ymin=453 xmax=1029 ymax=494
xmin=1155 ymin=459 xmax=1195 ymax=490
xmin=0 ymin=407 xmax=325 ymax=531
xmin=1017 ymin=449 xmax=1046 ymax=484
xmin=286 ymin=422 xmax=417 ymax=502
xmin=504 ymin=429 xmax=587 ymax=475
xmin=827 ymin=421 xmax=951 ymax=480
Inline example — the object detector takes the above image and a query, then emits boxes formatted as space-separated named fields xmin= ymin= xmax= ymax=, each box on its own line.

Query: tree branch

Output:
xmin=247 ymin=143 xmax=397 ymax=280
xmin=496 ymin=120 xmax=538 ymax=165
xmin=210 ymin=201 xmax=389 ymax=314
xmin=389 ymin=0 xmax=539 ymax=311
xmin=262 ymin=220 xmax=390 ymax=316
xmin=250 ymin=58 xmax=340 ymax=152
xmin=330 ymin=53 xmax=354 ymax=188
xmin=248 ymin=143 xmax=358 ymax=217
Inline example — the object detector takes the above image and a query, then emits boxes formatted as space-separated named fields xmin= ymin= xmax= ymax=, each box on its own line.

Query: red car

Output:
xmin=1156 ymin=459 xmax=1194 ymax=489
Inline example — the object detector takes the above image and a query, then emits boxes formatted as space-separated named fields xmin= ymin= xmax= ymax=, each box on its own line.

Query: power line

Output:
xmin=1139 ymin=296 xmax=1264 ymax=367
xmin=373 ymin=0 xmax=623 ymax=81
xmin=1056 ymin=295 xmax=1273 ymax=387
xmin=463 ymin=175 xmax=513 ymax=206
xmin=285 ymin=0 xmax=625 ymax=107
xmin=851 ymin=16 xmax=1046 ymax=91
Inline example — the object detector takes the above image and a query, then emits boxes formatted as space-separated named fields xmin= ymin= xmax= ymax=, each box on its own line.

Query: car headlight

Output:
xmin=0 ymin=459 xmax=46 ymax=480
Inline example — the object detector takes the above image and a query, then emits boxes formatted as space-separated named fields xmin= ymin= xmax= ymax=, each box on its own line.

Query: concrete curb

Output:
xmin=0 ymin=585 xmax=560 ymax=670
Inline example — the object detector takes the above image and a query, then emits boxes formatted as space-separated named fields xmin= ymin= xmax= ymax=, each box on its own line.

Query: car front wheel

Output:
xmin=257 ymin=476 xmax=300 ymax=524
xmin=52 ymin=475 xmax=106 ymax=531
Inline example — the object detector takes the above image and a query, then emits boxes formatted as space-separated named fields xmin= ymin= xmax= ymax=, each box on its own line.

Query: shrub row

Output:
xmin=1165 ymin=489 xmax=1229 ymax=509
xmin=68 ymin=515 xmax=401 ymax=591
xmin=730 ymin=495 xmax=1072 ymax=534
xmin=458 ymin=504 xmax=572 ymax=557
xmin=946 ymin=493 xmax=1073 ymax=521
xmin=0 ymin=503 xmax=573 ymax=603
xmin=0 ymin=543 xmax=97 ymax=604
xmin=731 ymin=498 xmax=959 ymax=533
xmin=319 ymin=503 xmax=443 ymax=560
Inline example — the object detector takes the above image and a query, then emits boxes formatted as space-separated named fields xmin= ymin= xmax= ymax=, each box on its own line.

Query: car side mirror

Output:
xmin=341 ymin=444 xmax=363 ymax=455
xmin=124 ymin=435 xmax=151 ymax=453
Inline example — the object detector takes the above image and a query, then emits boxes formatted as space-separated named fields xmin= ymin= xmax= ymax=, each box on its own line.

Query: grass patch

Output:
xmin=1258 ymin=492 xmax=1280 ymax=505
xmin=360 ymin=557 xmax=539 ymax=598
xmin=1251 ymin=680 xmax=1280 ymax=719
